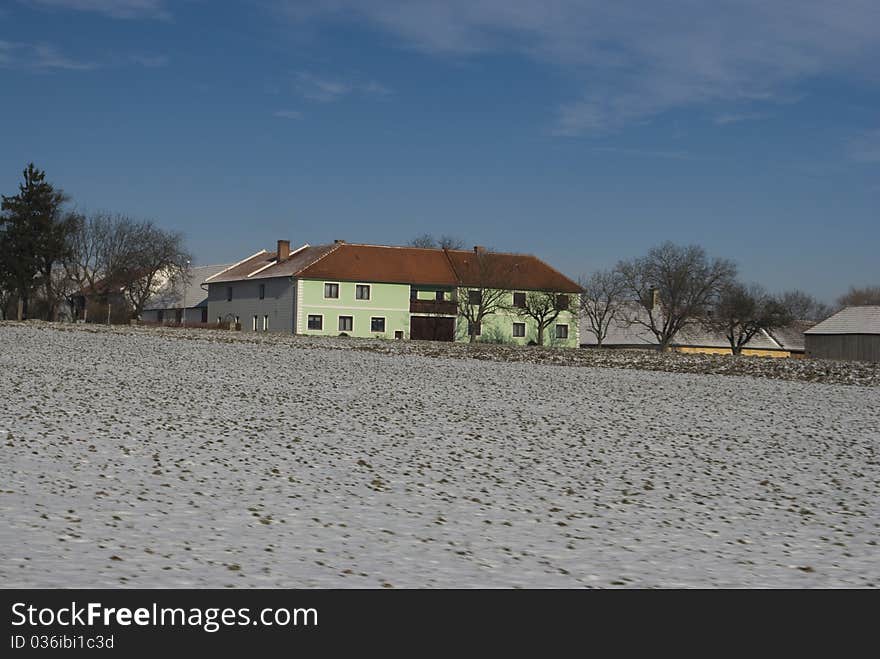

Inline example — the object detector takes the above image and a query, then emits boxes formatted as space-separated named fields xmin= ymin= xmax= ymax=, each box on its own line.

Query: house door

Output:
xmin=410 ymin=316 xmax=455 ymax=341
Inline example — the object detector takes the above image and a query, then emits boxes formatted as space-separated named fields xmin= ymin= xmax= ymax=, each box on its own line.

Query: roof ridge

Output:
xmin=442 ymin=247 xmax=462 ymax=285
xmin=204 ymin=250 xmax=269 ymax=283
xmin=289 ymin=242 xmax=344 ymax=277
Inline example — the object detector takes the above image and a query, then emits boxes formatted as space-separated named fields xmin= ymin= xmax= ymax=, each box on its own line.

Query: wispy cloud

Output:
xmin=273 ymin=109 xmax=303 ymax=120
xmin=847 ymin=129 xmax=880 ymax=163
xmin=0 ymin=40 xmax=96 ymax=70
xmin=20 ymin=0 xmax=169 ymax=20
xmin=285 ymin=1 xmax=880 ymax=135
xmin=713 ymin=112 xmax=767 ymax=126
xmin=295 ymin=71 xmax=390 ymax=103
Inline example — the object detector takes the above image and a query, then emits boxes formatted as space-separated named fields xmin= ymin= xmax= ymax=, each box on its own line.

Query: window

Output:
xmin=201 ymin=308 xmax=208 ymax=323
xmin=556 ymin=294 xmax=570 ymax=310
xmin=157 ymin=310 xmax=164 ymax=323
xmin=556 ymin=324 xmax=569 ymax=339
xmin=338 ymin=316 xmax=353 ymax=332
xmin=226 ymin=286 xmax=233 ymax=302
xmin=252 ymin=315 xmax=258 ymax=331
xmin=259 ymin=283 xmax=265 ymax=300
xmin=307 ymin=315 xmax=323 ymax=330
xmin=262 ymin=315 xmax=269 ymax=331
xmin=436 ymin=290 xmax=445 ymax=301
xmin=324 ymin=283 xmax=339 ymax=299
xmin=371 ymin=317 xmax=386 ymax=333
xmin=175 ymin=309 xmax=182 ymax=324
xmin=513 ymin=292 xmax=526 ymax=308
xmin=234 ymin=316 xmax=239 ymax=325
xmin=394 ymin=330 xmax=404 ymax=339
xmin=513 ymin=322 xmax=526 ymax=337
xmin=468 ymin=321 xmax=481 ymax=336
xmin=410 ymin=288 xmax=419 ymax=301
xmin=217 ymin=317 xmax=221 ymax=325
xmin=356 ymin=284 xmax=371 ymax=300
xmin=468 ymin=290 xmax=482 ymax=305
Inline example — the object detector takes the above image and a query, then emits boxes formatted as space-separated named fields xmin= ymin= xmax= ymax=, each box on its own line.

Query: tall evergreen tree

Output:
xmin=0 ymin=163 xmax=73 ymax=319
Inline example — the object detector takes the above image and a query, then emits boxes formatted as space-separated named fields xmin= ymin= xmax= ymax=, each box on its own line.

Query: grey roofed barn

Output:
xmin=803 ymin=306 xmax=880 ymax=362
xmin=804 ymin=306 xmax=880 ymax=335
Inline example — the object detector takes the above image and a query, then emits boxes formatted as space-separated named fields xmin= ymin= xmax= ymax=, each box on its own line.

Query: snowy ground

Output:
xmin=1 ymin=323 xmax=878 ymax=588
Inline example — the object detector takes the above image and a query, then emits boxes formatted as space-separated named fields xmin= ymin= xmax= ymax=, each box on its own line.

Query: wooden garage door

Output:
xmin=410 ymin=316 xmax=455 ymax=342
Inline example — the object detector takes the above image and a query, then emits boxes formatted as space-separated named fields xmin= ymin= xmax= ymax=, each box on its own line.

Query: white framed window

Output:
xmin=512 ymin=322 xmax=526 ymax=337
xmin=513 ymin=292 xmax=526 ymax=308
xmin=262 ymin=315 xmax=269 ymax=331
xmin=555 ymin=324 xmax=569 ymax=339
xmin=252 ymin=315 xmax=258 ymax=331
xmin=338 ymin=315 xmax=353 ymax=332
xmin=371 ymin=317 xmax=386 ymax=333
xmin=324 ymin=282 xmax=339 ymax=299
xmin=356 ymin=284 xmax=371 ymax=300
xmin=307 ymin=315 xmax=323 ymax=330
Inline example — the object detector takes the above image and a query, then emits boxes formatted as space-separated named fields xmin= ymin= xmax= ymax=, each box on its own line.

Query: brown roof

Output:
xmin=205 ymin=244 xmax=339 ymax=283
xmin=446 ymin=250 xmax=582 ymax=293
xmin=210 ymin=242 xmax=581 ymax=292
xmin=298 ymin=244 xmax=458 ymax=286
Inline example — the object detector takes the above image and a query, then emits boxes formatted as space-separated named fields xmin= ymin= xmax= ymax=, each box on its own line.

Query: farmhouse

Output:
xmin=142 ymin=263 xmax=231 ymax=325
xmin=204 ymin=240 xmax=581 ymax=346
xmin=804 ymin=306 xmax=880 ymax=362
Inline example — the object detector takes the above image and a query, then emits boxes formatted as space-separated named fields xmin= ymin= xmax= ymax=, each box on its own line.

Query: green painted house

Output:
xmin=205 ymin=240 xmax=581 ymax=347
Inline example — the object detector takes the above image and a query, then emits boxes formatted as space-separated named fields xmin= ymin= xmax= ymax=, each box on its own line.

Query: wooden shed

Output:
xmin=804 ymin=306 xmax=880 ymax=363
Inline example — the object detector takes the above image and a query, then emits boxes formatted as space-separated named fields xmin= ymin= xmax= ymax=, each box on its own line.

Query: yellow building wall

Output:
xmin=673 ymin=346 xmax=791 ymax=358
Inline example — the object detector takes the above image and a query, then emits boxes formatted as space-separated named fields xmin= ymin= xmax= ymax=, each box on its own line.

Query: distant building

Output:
xmin=804 ymin=306 xmax=880 ymax=362
xmin=581 ymin=303 xmax=809 ymax=357
xmin=205 ymin=239 xmax=581 ymax=345
xmin=141 ymin=263 xmax=231 ymax=325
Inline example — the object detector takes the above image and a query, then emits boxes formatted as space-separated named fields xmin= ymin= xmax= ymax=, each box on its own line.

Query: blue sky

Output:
xmin=1 ymin=1 xmax=878 ymax=301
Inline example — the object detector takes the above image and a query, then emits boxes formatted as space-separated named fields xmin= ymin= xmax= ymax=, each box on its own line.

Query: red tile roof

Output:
xmin=445 ymin=250 xmax=581 ymax=293
xmin=210 ymin=242 xmax=581 ymax=292
xmin=298 ymin=244 xmax=458 ymax=286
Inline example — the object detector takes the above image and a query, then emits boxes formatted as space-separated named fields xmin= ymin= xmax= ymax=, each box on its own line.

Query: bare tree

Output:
xmin=409 ymin=233 xmax=464 ymax=250
xmin=438 ymin=235 xmax=464 ymax=250
xmin=512 ymin=290 xmax=572 ymax=345
xmin=120 ymin=223 xmax=191 ymax=319
xmin=454 ymin=248 xmax=516 ymax=343
xmin=409 ymin=233 xmax=436 ymax=248
xmin=837 ymin=285 xmax=880 ymax=307
xmin=579 ymin=269 xmax=626 ymax=347
xmin=616 ymin=242 xmax=737 ymax=351
xmin=780 ymin=290 xmax=832 ymax=321
xmin=705 ymin=283 xmax=792 ymax=355
xmin=65 ymin=213 xmax=190 ymax=320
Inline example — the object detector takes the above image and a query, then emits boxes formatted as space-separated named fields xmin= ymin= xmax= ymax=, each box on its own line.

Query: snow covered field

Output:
xmin=1 ymin=323 xmax=878 ymax=587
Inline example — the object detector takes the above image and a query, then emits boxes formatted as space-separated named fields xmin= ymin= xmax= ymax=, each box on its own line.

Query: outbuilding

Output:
xmin=804 ymin=306 xmax=880 ymax=362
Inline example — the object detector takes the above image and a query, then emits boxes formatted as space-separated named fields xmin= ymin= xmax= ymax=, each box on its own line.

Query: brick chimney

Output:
xmin=473 ymin=245 xmax=486 ymax=254
xmin=277 ymin=239 xmax=290 ymax=261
